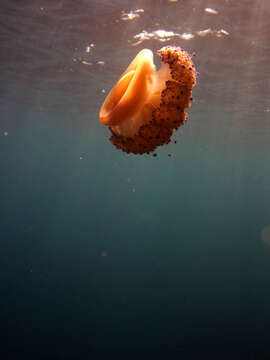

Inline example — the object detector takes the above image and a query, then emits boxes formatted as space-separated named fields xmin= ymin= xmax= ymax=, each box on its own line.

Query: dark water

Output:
xmin=1 ymin=0 xmax=270 ymax=358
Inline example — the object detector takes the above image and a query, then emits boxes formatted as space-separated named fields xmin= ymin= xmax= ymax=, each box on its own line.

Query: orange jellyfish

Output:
xmin=99 ymin=46 xmax=197 ymax=154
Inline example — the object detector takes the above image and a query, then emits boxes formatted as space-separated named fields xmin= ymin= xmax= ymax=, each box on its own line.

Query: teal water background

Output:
xmin=1 ymin=0 xmax=270 ymax=358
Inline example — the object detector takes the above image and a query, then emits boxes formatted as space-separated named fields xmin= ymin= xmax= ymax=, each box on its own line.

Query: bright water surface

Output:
xmin=1 ymin=0 xmax=270 ymax=358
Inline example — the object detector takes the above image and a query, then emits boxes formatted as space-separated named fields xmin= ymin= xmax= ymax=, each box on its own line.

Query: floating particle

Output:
xmin=204 ymin=8 xmax=218 ymax=15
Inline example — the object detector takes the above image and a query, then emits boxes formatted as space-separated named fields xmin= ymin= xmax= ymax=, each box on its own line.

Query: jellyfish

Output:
xmin=99 ymin=46 xmax=197 ymax=154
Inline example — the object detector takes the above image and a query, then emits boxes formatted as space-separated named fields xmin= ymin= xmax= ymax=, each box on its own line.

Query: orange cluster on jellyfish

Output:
xmin=99 ymin=46 xmax=197 ymax=154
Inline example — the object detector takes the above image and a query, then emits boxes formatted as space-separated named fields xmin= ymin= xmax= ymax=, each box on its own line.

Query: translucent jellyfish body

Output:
xmin=99 ymin=46 xmax=197 ymax=154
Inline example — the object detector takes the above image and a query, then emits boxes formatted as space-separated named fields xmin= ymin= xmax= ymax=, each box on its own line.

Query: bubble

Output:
xmin=261 ymin=225 xmax=270 ymax=245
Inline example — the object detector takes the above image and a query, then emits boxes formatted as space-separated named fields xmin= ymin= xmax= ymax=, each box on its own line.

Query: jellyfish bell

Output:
xmin=99 ymin=46 xmax=197 ymax=154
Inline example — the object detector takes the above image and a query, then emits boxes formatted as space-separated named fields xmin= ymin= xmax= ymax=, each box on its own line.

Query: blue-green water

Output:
xmin=1 ymin=0 xmax=270 ymax=358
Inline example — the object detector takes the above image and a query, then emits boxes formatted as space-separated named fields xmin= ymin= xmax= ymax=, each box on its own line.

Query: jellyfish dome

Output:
xmin=99 ymin=46 xmax=197 ymax=154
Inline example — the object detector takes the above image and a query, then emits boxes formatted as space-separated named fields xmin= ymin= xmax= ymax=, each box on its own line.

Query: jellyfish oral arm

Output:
xmin=99 ymin=49 xmax=155 ymax=127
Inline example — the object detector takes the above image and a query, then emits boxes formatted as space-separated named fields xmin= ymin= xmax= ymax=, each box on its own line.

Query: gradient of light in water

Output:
xmin=1 ymin=0 xmax=270 ymax=358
